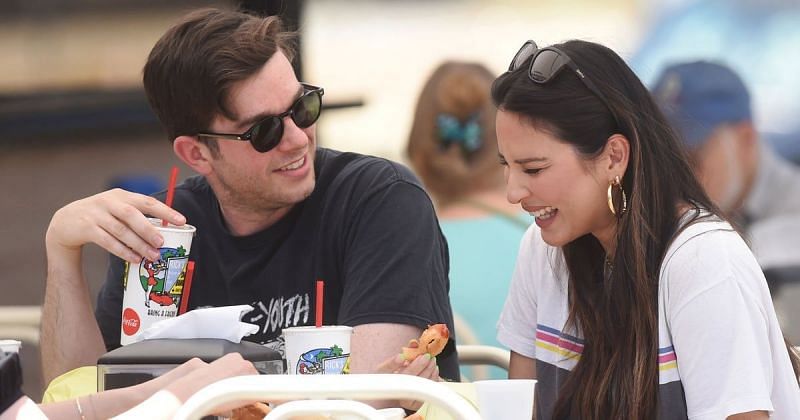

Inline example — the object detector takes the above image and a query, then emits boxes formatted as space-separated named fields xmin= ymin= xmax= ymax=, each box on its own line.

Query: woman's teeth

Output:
xmin=280 ymin=157 xmax=305 ymax=171
xmin=531 ymin=206 xmax=558 ymax=220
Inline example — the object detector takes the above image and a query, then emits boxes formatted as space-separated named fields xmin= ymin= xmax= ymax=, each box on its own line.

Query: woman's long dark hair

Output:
xmin=493 ymin=40 xmax=799 ymax=419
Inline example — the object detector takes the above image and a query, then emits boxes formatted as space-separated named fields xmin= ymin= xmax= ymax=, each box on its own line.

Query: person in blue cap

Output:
xmin=653 ymin=61 xmax=800 ymax=342
xmin=652 ymin=61 xmax=800 ymax=227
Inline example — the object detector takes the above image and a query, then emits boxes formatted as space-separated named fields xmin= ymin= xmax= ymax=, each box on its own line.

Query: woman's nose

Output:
xmin=505 ymin=171 xmax=529 ymax=204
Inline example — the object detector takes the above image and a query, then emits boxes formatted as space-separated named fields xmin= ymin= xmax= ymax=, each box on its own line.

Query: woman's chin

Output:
xmin=540 ymin=231 xmax=570 ymax=248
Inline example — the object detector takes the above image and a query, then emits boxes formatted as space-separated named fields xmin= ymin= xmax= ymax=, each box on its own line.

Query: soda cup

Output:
xmin=282 ymin=326 xmax=353 ymax=375
xmin=120 ymin=218 xmax=196 ymax=345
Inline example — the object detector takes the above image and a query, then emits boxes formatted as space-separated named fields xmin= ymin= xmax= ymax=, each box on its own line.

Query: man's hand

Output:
xmin=375 ymin=353 xmax=439 ymax=411
xmin=376 ymin=353 xmax=439 ymax=381
xmin=41 ymin=188 xmax=186 ymax=383
xmin=46 ymin=188 xmax=186 ymax=264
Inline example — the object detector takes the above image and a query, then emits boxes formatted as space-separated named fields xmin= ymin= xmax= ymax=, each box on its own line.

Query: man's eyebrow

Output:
xmin=237 ymin=84 xmax=304 ymax=128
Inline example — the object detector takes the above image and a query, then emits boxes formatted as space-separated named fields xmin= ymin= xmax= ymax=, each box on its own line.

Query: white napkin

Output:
xmin=138 ymin=305 xmax=259 ymax=343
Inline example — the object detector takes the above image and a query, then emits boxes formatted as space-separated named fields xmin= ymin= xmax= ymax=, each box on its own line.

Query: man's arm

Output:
xmin=337 ymin=176 xmax=457 ymax=377
xmin=40 ymin=189 xmax=186 ymax=383
xmin=349 ymin=323 xmax=437 ymax=377
xmin=41 ymin=247 xmax=107 ymax=383
xmin=349 ymin=323 xmax=438 ymax=410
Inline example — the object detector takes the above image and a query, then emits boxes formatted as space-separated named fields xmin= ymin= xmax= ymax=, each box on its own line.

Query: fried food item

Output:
xmin=230 ymin=402 xmax=271 ymax=420
xmin=401 ymin=324 xmax=450 ymax=360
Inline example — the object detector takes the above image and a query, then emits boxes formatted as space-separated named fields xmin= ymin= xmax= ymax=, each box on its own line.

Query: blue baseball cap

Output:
xmin=652 ymin=61 xmax=752 ymax=148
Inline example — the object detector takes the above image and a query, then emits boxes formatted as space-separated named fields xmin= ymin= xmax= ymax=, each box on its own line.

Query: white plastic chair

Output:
xmin=457 ymin=344 xmax=510 ymax=373
xmin=0 ymin=305 xmax=41 ymax=343
xmin=265 ymin=400 xmax=389 ymax=419
xmin=173 ymin=374 xmax=482 ymax=420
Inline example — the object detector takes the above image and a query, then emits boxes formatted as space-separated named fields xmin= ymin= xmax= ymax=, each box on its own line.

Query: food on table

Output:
xmin=401 ymin=324 xmax=450 ymax=360
xmin=230 ymin=402 xmax=271 ymax=420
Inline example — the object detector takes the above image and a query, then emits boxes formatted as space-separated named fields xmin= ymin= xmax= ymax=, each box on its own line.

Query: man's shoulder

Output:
xmin=151 ymin=175 xmax=215 ymax=215
xmin=317 ymin=148 xmax=422 ymax=190
xmin=150 ymin=175 xmax=210 ymax=198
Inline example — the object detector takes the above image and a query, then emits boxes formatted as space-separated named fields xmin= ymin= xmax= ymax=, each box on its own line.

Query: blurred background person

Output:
xmin=652 ymin=60 xmax=800 ymax=343
xmin=632 ymin=0 xmax=800 ymax=166
xmin=406 ymin=61 xmax=529 ymax=379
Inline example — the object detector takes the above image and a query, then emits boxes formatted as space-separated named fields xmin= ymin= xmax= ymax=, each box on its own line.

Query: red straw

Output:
xmin=162 ymin=166 xmax=179 ymax=226
xmin=315 ymin=279 xmax=324 ymax=327
xmin=178 ymin=261 xmax=195 ymax=315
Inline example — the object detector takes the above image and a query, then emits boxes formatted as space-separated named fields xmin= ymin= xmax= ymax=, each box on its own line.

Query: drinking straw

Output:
xmin=315 ymin=279 xmax=324 ymax=327
xmin=178 ymin=261 xmax=195 ymax=315
xmin=162 ymin=166 xmax=179 ymax=227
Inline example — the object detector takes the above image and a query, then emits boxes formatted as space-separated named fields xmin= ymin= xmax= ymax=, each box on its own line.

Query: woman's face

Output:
xmin=496 ymin=110 xmax=617 ymax=248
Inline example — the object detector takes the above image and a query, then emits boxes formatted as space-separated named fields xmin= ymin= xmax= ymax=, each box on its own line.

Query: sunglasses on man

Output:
xmin=508 ymin=41 xmax=621 ymax=129
xmin=196 ymin=83 xmax=324 ymax=153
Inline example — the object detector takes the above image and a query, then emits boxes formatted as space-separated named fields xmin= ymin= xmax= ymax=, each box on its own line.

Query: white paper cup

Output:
xmin=283 ymin=326 xmax=353 ymax=375
xmin=120 ymin=218 xmax=196 ymax=346
xmin=474 ymin=379 xmax=537 ymax=420
xmin=0 ymin=339 xmax=21 ymax=353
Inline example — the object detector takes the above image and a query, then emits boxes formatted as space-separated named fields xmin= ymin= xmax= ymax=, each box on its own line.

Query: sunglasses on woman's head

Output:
xmin=508 ymin=41 xmax=621 ymax=129
xmin=196 ymin=83 xmax=324 ymax=153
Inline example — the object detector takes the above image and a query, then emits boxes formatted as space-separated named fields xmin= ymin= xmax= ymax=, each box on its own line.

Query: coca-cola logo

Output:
xmin=122 ymin=308 xmax=141 ymax=336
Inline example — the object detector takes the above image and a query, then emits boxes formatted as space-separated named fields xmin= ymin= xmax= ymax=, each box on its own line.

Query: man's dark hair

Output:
xmin=143 ymin=8 xmax=296 ymax=147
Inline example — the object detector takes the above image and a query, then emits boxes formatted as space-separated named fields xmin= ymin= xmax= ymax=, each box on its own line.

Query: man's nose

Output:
xmin=276 ymin=116 xmax=310 ymax=151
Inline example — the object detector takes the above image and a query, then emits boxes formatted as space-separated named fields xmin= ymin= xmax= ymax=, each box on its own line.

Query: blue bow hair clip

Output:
xmin=436 ymin=113 xmax=482 ymax=153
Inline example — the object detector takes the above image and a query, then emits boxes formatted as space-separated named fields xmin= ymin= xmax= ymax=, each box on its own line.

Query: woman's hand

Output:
xmin=113 ymin=352 xmax=259 ymax=420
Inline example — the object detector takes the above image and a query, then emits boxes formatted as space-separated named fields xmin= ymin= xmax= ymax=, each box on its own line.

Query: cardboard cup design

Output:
xmin=282 ymin=326 xmax=353 ymax=375
xmin=474 ymin=379 xmax=537 ymax=420
xmin=120 ymin=218 xmax=196 ymax=346
xmin=0 ymin=339 xmax=21 ymax=353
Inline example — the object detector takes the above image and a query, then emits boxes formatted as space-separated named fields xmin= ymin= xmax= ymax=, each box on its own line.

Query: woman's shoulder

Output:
xmin=659 ymin=216 xmax=764 ymax=304
xmin=662 ymin=216 xmax=743 ymax=268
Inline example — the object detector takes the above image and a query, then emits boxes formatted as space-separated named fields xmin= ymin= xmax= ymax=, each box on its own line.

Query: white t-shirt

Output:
xmin=497 ymin=218 xmax=800 ymax=419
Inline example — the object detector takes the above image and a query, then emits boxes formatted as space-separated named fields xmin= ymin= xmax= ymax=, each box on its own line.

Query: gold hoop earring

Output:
xmin=607 ymin=175 xmax=628 ymax=216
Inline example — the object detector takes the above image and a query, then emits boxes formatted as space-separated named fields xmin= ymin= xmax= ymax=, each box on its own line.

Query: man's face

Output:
xmin=691 ymin=127 xmax=745 ymax=213
xmin=205 ymin=51 xmax=317 ymax=213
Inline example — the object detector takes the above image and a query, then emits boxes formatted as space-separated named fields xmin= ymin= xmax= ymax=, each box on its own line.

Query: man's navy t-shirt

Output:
xmin=94 ymin=148 xmax=459 ymax=380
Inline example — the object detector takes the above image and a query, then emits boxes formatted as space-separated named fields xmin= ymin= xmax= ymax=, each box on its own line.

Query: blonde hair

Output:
xmin=406 ymin=61 xmax=501 ymax=205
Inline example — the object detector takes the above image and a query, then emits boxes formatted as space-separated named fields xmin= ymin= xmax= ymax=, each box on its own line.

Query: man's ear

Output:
xmin=173 ymin=136 xmax=215 ymax=176
xmin=604 ymin=134 xmax=630 ymax=179
xmin=734 ymin=121 xmax=758 ymax=153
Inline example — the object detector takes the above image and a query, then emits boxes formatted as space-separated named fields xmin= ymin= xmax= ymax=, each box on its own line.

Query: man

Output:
xmin=653 ymin=60 xmax=800 ymax=341
xmin=41 ymin=8 xmax=457 ymax=388
xmin=653 ymin=61 xmax=800 ymax=226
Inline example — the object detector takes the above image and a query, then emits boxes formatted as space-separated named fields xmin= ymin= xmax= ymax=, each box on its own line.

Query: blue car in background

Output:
xmin=631 ymin=0 xmax=800 ymax=164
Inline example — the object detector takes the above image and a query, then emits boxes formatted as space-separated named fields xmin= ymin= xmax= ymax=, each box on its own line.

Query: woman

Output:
xmin=407 ymin=61 xmax=528 ymax=379
xmin=493 ymin=40 xmax=800 ymax=419
xmin=1 ymin=352 xmax=258 ymax=420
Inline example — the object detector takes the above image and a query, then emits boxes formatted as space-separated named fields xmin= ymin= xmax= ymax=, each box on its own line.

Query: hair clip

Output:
xmin=436 ymin=113 xmax=482 ymax=153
